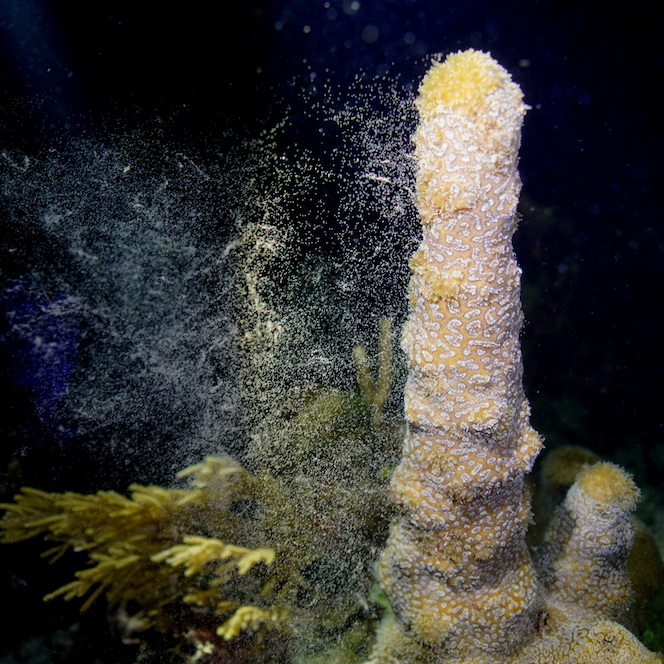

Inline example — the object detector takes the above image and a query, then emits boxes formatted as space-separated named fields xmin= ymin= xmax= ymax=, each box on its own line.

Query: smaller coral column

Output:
xmin=539 ymin=461 xmax=640 ymax=624
xmin=376 ymin=49 xmax=543 ymax=658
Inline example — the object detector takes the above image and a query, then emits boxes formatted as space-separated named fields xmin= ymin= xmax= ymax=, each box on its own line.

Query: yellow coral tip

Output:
xmin=576 ymin=461 xmax=640 ymax=510
xmin=416 ymin=49 xmax=515 ymax=119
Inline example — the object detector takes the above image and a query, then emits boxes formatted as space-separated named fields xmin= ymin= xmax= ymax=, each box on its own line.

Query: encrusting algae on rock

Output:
xmin=367 ymin=49 xmax=664 ymax=664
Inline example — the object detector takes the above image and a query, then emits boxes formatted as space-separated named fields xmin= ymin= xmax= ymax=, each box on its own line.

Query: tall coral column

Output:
xmin=375 ymin=49 xmax=543 ymax=658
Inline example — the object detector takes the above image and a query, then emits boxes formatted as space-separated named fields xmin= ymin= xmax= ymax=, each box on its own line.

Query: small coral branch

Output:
xmin=216 ymin=605 xmax=288 ymax=641
xmin=152 ymin=535 xmax=275 ymax=577
xmin=44 ymin=542 xmax=143 ymax=611
xmin=353 ymin=317 xmax=395 ymax=415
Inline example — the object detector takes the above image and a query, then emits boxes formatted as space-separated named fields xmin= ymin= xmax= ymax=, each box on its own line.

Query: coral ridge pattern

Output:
xmin=367 ymin=49 xmax=663 ymax=664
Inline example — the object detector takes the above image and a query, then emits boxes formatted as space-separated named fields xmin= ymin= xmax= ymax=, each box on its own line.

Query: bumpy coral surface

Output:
xmin=369 ymin=49 xmax=663 ymax=664
xmin=376 ymin=48 xmax=541 ymax=657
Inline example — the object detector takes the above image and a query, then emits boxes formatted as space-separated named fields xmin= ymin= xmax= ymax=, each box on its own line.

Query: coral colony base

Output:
xmin=367 ymin=49 xmax=663 ymax=664
xmin=1 ymin=50 xmax=663 ymax=663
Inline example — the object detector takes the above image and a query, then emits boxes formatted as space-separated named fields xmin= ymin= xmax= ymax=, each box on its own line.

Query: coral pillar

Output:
xmin=370 ymin=49 xmax=664 ymax=664
xmin=376 ymin=49 xmax=542 ymax=658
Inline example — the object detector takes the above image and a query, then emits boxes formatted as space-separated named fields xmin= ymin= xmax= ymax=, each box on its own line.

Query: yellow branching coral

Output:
xmin=176 ymin=454 xmax=246 ymax=486
xmin=44 ymin=542 xmax=142 ymax=611
xmin=152 ymin=535 xmax=275 ymax=577
xmin=0 ymin=317 xmax=399 ymax=660
xmin=216 ymin=605 xmax=287 ymax=641
xmin=0 ymin=456 xmax=283 ymax=636
xmin=0 ymin=483 xmax=200 ymax=548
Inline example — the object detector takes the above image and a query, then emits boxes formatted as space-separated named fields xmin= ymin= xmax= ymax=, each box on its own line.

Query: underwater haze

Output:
xmin=1 ymin=1 xmax=663 ymax=662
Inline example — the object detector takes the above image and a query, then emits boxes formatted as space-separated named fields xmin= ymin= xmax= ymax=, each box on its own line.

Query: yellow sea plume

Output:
xmin=0 ymin=457 xmax=281 ymax=636
xmin=152 ymin=536 xmax=275 ymax=577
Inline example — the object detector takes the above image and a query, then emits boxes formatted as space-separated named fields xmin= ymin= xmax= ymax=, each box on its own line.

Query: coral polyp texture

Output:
xmin=1 ymin=49 xmax=663 ymax=664
xmin=368 ymin=49 xmax=663 ymax=664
